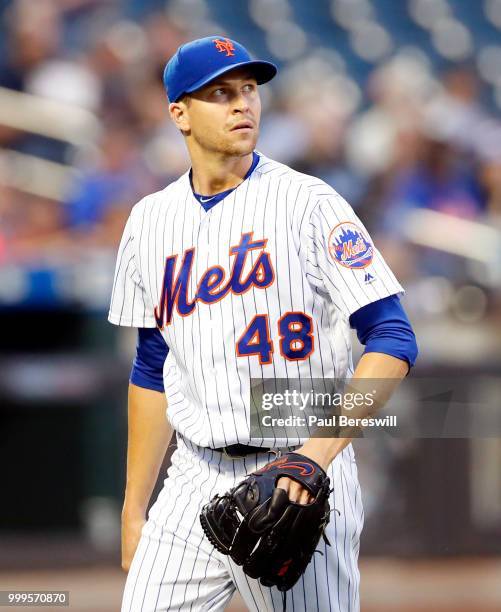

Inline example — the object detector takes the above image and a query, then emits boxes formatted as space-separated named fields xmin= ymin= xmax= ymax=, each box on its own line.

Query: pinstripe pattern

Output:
xmin=108 ymin=154 xmax=403 ymax=449
xmin=109 ymin=153 xmax=403 ymax=610
xmin=122 ymin=435 xmax=362 ymax=612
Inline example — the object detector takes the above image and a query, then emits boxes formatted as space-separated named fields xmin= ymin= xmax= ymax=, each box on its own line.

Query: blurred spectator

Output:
xmin=345 ymin=51 xmax=436 ymax=179
xmin=384 ymin=138 xmax=485 ymax=225
xmin=424 ymin=66 xmax=485 ymax=154
xmin=1 ymin=188 xmax=66 ymax=262
xmin=65 ymin=122 xmax=157 ymax=246
xmin=480 ymin=156 xmax=501 ymax=219
xmin=0 ymin=0 xmax=60 ymax=92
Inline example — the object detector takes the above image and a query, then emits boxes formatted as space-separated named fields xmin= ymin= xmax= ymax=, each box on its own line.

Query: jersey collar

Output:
xmin=190 ymin=151 xmax=261 ymax=212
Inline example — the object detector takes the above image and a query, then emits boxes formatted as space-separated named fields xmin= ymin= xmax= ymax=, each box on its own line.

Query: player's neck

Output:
xmin=189 ymin=150 xmax=254 ymax=196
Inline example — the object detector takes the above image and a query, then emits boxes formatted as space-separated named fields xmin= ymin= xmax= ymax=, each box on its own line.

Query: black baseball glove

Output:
xmin=200 ymin=452 xmax=331 ymax=592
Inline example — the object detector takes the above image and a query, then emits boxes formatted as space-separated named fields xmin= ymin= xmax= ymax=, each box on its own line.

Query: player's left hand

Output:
xmin=277 ymin=444 xmax=331 ymax=504
xmin=276 ymin=476 xmax=313 ymax=504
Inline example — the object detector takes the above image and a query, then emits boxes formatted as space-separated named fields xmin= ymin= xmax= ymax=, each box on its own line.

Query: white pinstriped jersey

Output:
xmin=108 ymin=154 xmax=403 ymax=448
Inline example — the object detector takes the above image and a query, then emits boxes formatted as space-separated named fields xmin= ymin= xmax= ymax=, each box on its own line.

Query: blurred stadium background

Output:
xmin=1 ymin=0 xmax=501 ymax=610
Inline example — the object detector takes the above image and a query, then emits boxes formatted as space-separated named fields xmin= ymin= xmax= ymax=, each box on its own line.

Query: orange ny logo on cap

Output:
xmin=213 ymin=38 xmax=235 ymax=57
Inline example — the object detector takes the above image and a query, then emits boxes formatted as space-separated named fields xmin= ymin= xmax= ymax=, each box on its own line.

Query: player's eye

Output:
xmin=213 ymin=88 xmax=226 ymax=96
xmin=242 ymin=83 xmax=255 ymax=93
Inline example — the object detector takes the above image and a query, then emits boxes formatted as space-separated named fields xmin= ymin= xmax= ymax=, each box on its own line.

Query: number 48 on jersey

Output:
xmin=236 ymin=312 xmax=314 ymax=364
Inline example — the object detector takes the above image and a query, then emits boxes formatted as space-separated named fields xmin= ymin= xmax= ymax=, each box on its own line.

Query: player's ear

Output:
xmin=169 ymin=99 xmax=191 ymax=133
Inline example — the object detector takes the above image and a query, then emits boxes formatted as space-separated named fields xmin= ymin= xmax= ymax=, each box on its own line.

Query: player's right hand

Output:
xmin=121 ymin=513 xmax=146 ymax=572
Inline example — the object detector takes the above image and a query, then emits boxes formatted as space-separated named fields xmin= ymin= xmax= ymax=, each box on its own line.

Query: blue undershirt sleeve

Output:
xmin=130 ymin=327 xmax=169 ymax=392
xmin=349 ymin=295 xmax=418 ymax=369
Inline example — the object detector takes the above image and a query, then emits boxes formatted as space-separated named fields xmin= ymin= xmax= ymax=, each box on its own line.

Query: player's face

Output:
xmin=177 ymin=69 xmax=261 ymax=157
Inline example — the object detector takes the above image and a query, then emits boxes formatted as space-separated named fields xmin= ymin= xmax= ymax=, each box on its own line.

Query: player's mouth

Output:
xmin=230 ymin=120 xmax=254 ymax=132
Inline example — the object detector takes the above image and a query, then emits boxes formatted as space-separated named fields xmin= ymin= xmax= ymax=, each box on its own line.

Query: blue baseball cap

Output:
xmin=163 ymin=36 xmax=277 ymax=103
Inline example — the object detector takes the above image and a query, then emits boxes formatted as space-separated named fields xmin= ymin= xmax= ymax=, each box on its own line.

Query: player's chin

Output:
xmin=226 ymin=133 xmax=257 ymax=155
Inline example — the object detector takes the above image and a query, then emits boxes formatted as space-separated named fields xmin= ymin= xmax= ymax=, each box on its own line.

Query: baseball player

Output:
xmin=109 ymin=36 xmax=418 ymax=611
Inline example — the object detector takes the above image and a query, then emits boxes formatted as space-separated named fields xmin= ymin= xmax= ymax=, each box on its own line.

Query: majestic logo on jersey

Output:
xmin=328 ymin=221 xmax=373 ymax=269
xmin=154 ymin=232 xmax=275 ymax=328
xmin=213 ymin=38 xmax=235 ymax=56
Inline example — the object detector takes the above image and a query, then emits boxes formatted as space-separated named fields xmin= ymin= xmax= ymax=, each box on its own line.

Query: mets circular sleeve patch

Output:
xmin=328 ymin=221 xmax=374 ymax=269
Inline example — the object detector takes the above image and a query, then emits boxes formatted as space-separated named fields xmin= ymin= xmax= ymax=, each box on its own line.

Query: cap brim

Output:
xmin=183 ymin=60 xmax=277 ymax=98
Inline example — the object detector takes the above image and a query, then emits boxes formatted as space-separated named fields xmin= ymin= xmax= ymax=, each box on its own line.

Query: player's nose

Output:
xmin=232 ymin=92 xmax=250 ymax=113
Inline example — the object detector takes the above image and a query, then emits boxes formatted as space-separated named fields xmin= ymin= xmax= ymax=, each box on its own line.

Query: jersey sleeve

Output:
xmin=108 ymin=211 xmax=157 ymax=328
xmin=303 ymin=193 xmax=404 ymax=319
xmin=130 ymin=328 xmax=169 ymax=391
